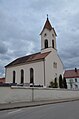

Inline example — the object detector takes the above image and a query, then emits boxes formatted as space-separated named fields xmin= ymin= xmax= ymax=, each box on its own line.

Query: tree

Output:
xmin=63 ymin=77 xmax=67 ymax=89
xmin=59 ymin=74 xmax=63 ymax=88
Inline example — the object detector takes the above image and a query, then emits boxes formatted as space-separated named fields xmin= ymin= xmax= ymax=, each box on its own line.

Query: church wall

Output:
xmin=45 ymin=50 xmax=63 ymax=87
xmin=5 ymin=60 xmax=44 ymax=86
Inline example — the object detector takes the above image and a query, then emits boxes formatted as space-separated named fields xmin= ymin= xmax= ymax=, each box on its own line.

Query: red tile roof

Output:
xmin=43 ymin=17 xmax=53 ymax=30
xmin=64 ymin=69 xmax=79 ymax=78
xmin=40 ymin=18 xmax=57 ymax=36
xmin=5 ymin=52 xmax=51 ymax=67
xmin=0 ymin=78 xmax=5 ymax=83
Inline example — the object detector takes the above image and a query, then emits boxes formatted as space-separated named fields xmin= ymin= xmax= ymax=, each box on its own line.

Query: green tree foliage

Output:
xmin=49 ymin=78 xmax=58 ymax=88
xmin=59 ymin=74 xmax=63 ymax=88
xmin=63 ymin=77 xmax=67 ymax=89
xmin=49 ymin=81 xmax=54 ymax=88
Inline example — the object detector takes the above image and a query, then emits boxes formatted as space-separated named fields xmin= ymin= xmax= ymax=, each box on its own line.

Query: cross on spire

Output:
xmin=47 ymin=14 xmax=48 ymax=19
xmin=47 ymin=14 xmax=49 ymax=20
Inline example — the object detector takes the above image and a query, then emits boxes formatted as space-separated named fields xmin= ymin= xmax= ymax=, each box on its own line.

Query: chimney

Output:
xmin=75 ymin=68 xmax=77 ymax=72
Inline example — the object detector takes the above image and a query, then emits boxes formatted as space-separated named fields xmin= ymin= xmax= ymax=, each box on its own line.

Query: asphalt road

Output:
xmin=0 ymin=101 xmax=79 ymax=119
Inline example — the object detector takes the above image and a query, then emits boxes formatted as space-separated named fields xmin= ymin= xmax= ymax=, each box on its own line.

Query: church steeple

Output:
xmin=40 ymin=16 xmax=57 ymax=53
xmin=40 ymin=15 xmax=57 ymax=36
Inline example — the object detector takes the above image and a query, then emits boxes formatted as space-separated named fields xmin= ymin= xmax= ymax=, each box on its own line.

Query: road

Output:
xmin=0 ymin=101 xmax=79 ymax=119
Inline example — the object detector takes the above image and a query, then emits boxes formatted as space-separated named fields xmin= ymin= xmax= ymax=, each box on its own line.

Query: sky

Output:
xmin=0 ymin=0 xmax=79 ymax=77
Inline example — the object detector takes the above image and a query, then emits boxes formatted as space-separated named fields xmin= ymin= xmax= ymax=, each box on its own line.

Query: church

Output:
xmin=5 ymin=17 xmax=64 ymax=87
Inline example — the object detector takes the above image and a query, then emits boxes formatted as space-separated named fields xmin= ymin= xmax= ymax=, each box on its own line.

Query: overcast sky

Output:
xmin=0 ymin=0 xmax=79 ymax=77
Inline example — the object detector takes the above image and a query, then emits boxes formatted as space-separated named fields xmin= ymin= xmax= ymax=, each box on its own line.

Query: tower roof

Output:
xmin=43 ymin=17 xmax=53 ymax=30
xmin=40 ymin=16 xmax=57 ymax=36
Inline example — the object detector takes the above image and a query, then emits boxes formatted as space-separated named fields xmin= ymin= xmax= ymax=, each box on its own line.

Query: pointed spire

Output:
xmin=40 ymin=15 xmax=57 ymax=36
xmin=40 ymin=15 xmax=53 ymax=35
xmin=44 ymin=15 xmax=52 ymax=30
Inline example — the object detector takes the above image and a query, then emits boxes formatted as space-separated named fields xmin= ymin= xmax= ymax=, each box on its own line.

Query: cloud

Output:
xmin=0 ymin=42 xmax=8 ymax=54
xmin=0 ymin=0 xmax=79 ymax=77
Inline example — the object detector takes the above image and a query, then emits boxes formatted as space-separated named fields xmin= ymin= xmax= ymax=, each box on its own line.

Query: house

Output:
xmin=0 ymin=77 xmax=5 ymax=83
xmin=5 ymin=17 xmax=63 ymax=87
xmin=64 ymin=68 xmax=79 ymax=89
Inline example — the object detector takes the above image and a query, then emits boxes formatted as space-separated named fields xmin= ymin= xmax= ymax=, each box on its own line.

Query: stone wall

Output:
xmin=0 ymin=86 xmax=79 ymax=104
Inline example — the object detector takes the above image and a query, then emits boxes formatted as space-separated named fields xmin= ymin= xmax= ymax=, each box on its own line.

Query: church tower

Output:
xmin=40 ymin=16 xmax=57 ymax=53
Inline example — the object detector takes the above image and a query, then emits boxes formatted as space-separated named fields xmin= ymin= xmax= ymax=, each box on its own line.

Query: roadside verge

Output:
xmin=0 ymin=98 xmax=79 ymax=111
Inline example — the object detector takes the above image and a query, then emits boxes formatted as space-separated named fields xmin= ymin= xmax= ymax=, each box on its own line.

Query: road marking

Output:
xmin=8 ymin=109 xmax=22 ymax=115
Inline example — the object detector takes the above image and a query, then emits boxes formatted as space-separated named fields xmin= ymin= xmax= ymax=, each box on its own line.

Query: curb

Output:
xmin=0 ymin=98 xmax=79 ymax=111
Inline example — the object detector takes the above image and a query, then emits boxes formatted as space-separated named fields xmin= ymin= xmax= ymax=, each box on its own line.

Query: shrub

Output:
xmin=49 ymin=78 xmax=58 ymax=88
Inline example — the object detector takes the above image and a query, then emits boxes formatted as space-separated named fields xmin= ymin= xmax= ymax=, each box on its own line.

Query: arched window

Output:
xmin=21 ymin=69 xmax=24 ymax=84
xmin=52 ymin=40 xmax=54 ymax=48
xmin=30 ymin=68 xmax=34 ymax=84
xmin=45 ymin=39 xmax=48 ymax=48
xmin=13 ymin=71 xmax=16 ymax=83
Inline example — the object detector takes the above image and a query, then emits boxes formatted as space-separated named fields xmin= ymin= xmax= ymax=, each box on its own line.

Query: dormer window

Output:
xmin=44 ymin=33 xmax=47 ymax=37
xmin=45 ymin=39 xmax=48 ymax=48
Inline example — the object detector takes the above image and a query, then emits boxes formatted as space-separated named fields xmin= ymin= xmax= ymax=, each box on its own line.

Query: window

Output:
xmin=53 ymin=62 xmax=57 ymax=68
xmin=44 ymin=33 xmax=47 ymax=37
xmin=75 ymin=84 xmax=78 ymax=89
xmin=52 ymin=40 xmax=54 ymax=48
xmin=52 ymin=34 xmax=54 ymax=37
xmin=13 ymin=71 xmax=16 ymax=83
xmin=21 ymin=69 xmax=24 ymax=84
xmin=75 ymin=78 xmax=77 ymax=82
xmin=30 ymin=68 xmax=34 ymax=84
xmin=45 ymin=39 xmax=48 ymax=48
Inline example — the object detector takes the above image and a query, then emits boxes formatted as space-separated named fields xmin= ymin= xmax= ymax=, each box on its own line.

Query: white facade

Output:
xmin=5 ymin=17 xmax=64 ymax=87
xmin=6 ymin=60 xmax=45 ymax=86
xmin=66 ymin=78 xmax=79 ymax=89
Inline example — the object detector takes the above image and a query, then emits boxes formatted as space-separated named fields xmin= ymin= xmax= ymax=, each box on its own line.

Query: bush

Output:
xmin=49 ymin=78 xmax=58 ymax=88
xmin=54 ymin=77 xmax=58 ymax=88
xmin=49 ymin=81 xmax=54 ymax=88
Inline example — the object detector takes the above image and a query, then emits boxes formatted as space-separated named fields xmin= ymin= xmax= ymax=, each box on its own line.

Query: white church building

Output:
xmin=5 ymin=17 xmax=64 ymax=87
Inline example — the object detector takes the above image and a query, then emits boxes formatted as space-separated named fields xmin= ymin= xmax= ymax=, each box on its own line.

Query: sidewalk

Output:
xmin=0 ymin=98 xmax=79 ymax=111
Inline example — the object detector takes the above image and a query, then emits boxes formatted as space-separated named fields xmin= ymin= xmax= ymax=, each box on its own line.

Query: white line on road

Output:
xmin=8 ymin=109 xmax=22 ymax=115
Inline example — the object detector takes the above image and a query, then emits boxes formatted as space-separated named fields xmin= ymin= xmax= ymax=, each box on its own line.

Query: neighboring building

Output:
xmin=64 ymin=68 xmax=79 ymax=89
xmin=0 ymin=78 xmax=5 ymax=83
xmin=5 ymin=17 xmax=63 ymax=87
